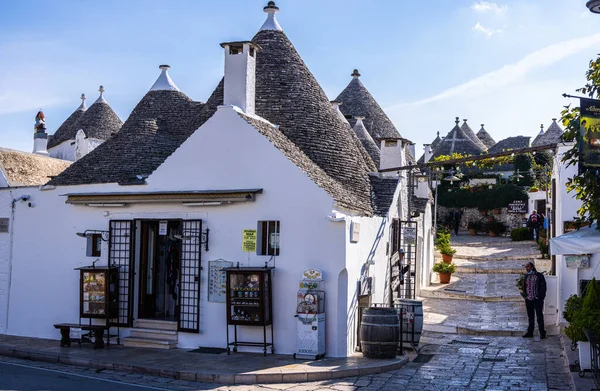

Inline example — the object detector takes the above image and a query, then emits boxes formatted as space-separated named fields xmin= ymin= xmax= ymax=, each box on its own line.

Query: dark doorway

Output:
xmin=138 ymin=220 xmax=181 ymax=321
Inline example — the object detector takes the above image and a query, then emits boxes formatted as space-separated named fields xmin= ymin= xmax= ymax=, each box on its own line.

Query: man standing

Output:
xmin=452 ymin=208 xmax=462 ymax=235
xmin=527 ymin=209 xmax=541 ymax=242
xmin=522 ymin=262 xmax=547 ymax=339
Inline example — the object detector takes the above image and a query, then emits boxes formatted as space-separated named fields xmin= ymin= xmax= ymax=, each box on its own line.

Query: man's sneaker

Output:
xmin=540 ymin=332 xmax=547 ymax=339
xmin=522 ymin=333 xmax=534 ymax=338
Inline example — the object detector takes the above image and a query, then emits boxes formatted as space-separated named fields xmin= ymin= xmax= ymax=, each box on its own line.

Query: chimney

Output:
xmin=33 ymin=109 xmax=49 ymax=155
xmin=423 ymin=144 xmax=433 ymax=163
xmin=379 ymin=137 xmax=404 ymax=175
xmin=221 ymin=41 xmax=260 ymax=115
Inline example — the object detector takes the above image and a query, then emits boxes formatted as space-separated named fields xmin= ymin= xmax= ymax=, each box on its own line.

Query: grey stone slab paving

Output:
xmin=420 ymin=273 xmax=522 ymax=301
xmin=449 ymin=233 xmax=540 ymax=260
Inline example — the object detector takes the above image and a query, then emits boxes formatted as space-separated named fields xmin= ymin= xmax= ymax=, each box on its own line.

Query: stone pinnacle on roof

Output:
xmin=533 ymin=118 xmax=563 ymax=147
xmin=432 ymin=117 xmax=486 ymax=158
xmin=476 ymin=123 xmax=496 ymax=149
xmin=335 ymin=69 xmax=401 ymax=141
xmin=353 ymin=115 xmax=380 ymax=167
xmin=330 ymin=100 xmax=347 ymax=122
xmin=260 ymin=1 xmax=283 ymax=31
xmin=95 ymin=85 xmax=107 ymax=104
xmin=77 ymin=93 xmax=87 ymax=111
xmin=460 ymin=118 xmax=488 ymax=150
xmin=150 ymin=65 xmax=181 ymax=92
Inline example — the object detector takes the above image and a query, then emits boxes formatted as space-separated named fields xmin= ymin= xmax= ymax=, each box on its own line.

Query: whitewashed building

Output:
xmin=0 ymin=2 xmax=433 ymax=357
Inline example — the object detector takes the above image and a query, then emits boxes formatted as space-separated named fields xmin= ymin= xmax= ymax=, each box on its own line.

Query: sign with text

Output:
xmin=579 ymin=97 xmax=600 ymax=172
xmin=69 ymin=327 xmax=82 ymax=339
xmin=565 ymin=255 xmax=590 ymax=269
xmin=563 ymin=220 xmax=591 ymax=233
xmin=508 ymin=200 xmax=528 ymax=214
xmin=402 ymin=227 xmax=417 ymax=245
xmin=242 ymin=229 xmax=257 ymax=252
xmin=208 ymin=259 xmax=233 ymax=302
xmin=159 ymin=221 xmax=168 ymax=236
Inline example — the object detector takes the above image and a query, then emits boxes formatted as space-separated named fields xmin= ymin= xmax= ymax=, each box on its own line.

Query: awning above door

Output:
xmin=62 ymin=189 xmax=263 ymax=207
xmin=550 ymin=223 xmax=600 ymax=255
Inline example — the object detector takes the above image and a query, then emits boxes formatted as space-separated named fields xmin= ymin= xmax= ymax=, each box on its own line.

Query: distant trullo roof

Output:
xmin=432 ymin=118 xmax=486 ymax=158
xmin=476 ymin=124 xmax=496 ymax=149
xmin=334 ymin=69 xmax=401 ymax=141
xmin=47 ymin=88 xmax=122 ymax=149
xmin=460 ymin=119 xmax=488 ymax=150
xmin=532 ymin=119 xmax=563 ymax=147
xmin=488 ymin=136 xmax=530 ymax=154
xmin=352 ymin=116 xmax=380 ymax=167
xmin=531 ymin=124 xmax=545 ymax=146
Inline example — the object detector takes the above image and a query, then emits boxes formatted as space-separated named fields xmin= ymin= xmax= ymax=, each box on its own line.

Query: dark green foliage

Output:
xmin=438 ymin=184 xmax=528 ymax=210
xmin=485 ymin=219 xmax=506 ymax=234
xmin=514 ymin=154 xmax=535 ymax=186
xmin=433 ymin=262 xmax=456 ymax=274
xmin=467 ymin=221 xmax=483 ymax=231
xmin=583 ymin=277 xmax=600 ymax=311
xmin=510 ymin=227 xmax=531 ymax=241
xmin=564 ymin=294 xmax=583 ymax=323
xmin=564 ymin=278 xmax=600 ymax=343
xmin=534 ymin=150 xmax=553 ymax=168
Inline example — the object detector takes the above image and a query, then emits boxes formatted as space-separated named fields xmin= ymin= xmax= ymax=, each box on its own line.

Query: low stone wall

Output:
xmin=438 ymin=206 xmax=527 ymax=232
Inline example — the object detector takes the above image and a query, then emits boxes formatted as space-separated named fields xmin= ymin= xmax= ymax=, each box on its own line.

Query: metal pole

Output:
xmin=433 ymin=173 xmax=439 ymax=231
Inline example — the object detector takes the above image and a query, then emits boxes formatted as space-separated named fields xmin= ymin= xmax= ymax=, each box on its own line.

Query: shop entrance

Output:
xmin=138 ymin=220 xmax=181 ymax=321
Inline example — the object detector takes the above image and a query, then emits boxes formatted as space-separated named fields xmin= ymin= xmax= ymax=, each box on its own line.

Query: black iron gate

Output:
xmin=390 ymin=219 xmax=418 ymax=301
xmin=178 ymin=220 xmax=202 ymax=333
xmin=109 ymin=220 xmax=135 ymax=327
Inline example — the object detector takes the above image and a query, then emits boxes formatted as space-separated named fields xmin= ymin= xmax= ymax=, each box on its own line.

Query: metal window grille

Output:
xmin=108 ymin=220 xmax=134 ymax=327
xmin=392 ymin=220 xmax=418 ymax=300
xmin=178 ymin=220 xmax=202 ymax=332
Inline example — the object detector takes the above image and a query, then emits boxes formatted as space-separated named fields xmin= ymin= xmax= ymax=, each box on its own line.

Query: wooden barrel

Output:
xmin=360 ymin=307 xmax=399 ymax=359
xmin=396 ymin=299 xmax=424 ymax=348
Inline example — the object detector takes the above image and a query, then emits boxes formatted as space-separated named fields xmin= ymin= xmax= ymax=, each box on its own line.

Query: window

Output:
xmin=257 ymin=220 xmax=280 ymax=256
xmin=86 ymin=234 xmax=102 ymax=257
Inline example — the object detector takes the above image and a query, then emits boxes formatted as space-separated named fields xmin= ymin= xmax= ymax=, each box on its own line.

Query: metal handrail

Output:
xmin=584 ymin=329 xmax=600 ymax=389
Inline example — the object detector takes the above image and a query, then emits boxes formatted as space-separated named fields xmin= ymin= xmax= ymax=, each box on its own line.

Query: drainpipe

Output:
xmin=4 ymin=191 xmax=16 ymax=333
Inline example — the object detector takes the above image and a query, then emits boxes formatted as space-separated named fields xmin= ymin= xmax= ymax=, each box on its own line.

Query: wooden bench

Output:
xmin=53 ymin=323 xmax=109 ymax=349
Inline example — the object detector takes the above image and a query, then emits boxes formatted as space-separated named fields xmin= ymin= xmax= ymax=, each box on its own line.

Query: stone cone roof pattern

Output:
xmin=75 ymin=101 xmax=123 ymax=141
xmin=352 ymin=119 xmax=380 ymax=167
xmin=461 ymin=120 xmax=488 ymax=150
xmin=432 ymin=123 xmax=486 ymax=158
xmin=47 ymin=104 xmax=87 ymax=149
xmin=488 ymin=136 xmax=530 ymax=154
xmin=533 ymin=119 xmax=563 ymax=147
xmin=476 ymin=125 xmax=496 ymax=149
xmin=335 ymin=75 xmax=401 ymax=141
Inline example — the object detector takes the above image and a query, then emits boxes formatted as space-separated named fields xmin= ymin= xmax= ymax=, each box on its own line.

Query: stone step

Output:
xmin=455 ymin=266 xmax=523 ymax=274
xmin=129 ymin=328 xmax=178 ymax=341
xmin=419 ymin=288 xmax=522 ymax=302
xmin=423 ymin=323 xmax=560 ymax=337
xmin=123 ymin=336 xmax=177 ymax=349
xmin=451 ymin=254 xmax=540 ymax=261
xmin=134 ymin=319 xmax=178 ymax=331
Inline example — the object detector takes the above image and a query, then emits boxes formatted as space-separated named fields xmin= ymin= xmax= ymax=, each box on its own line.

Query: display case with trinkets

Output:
xmin=224 ymin=266 xmax=274 ymax=355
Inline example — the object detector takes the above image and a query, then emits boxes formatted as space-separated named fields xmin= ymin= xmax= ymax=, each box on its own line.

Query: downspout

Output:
xmin=4 ymin=191 xmax=16 ymax=333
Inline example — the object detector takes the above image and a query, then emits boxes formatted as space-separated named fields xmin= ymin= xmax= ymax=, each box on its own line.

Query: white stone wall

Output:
xmin=49 ymin=137 xmax=104 ymax=162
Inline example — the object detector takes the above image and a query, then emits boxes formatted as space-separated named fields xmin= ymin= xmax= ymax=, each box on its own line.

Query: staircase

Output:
xmin=123 ymin=319 xmax=178 ymax=349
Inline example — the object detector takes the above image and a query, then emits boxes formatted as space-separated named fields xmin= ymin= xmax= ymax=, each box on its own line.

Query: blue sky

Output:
xmin=2 ymin=0 xmax=600 ymax=156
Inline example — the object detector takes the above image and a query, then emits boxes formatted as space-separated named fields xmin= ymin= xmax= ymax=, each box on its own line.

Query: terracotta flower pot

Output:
xmin=439 ymin=273 xmax=451 ymax=284
xmin=489 ymin=231 xmax=497 ymax=237
xmin=442 ymin=254 xmax=453 ymax=263
xmin=468 ymin=229 xmax=477 ymax=236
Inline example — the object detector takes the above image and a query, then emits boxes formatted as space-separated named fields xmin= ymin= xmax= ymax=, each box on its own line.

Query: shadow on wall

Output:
xmin=337 ymin=268 xmax=348 ymax=357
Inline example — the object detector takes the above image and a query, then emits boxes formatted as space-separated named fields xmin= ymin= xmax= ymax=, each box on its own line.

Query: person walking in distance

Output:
xmin=522 ymin=262 xmax=547 ymax=339
xmin=527 ymin=209 xmax=542 ymax=242
xmin=452 ymin=208 xmax=462 ymax=235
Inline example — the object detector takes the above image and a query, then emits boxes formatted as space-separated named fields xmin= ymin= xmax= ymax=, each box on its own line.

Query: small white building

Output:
xmin=0 ymin=2 xmax=433 ymax=357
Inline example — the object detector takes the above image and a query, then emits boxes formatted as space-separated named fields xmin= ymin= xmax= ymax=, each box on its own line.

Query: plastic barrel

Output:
xmin=360 ymin=307 xmax=399 ymax=359
xmin=396 ymin=299 xmax=423 ymax=348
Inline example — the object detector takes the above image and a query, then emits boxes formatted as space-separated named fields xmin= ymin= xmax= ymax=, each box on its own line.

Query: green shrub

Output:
xmin=516 ymin=274 xmax=526 ymax=297
xmin=438 ymin=183 xmax=527 ymax=210
xmin=485 ymin=220 xmax=506 ymax=234
xmin=435 ymin=232 xmax=451 ymax=249
xmin=433 ymin=262 xmax=457 ymax=274
xmin=438 ymin=243 xmax=456 ymax=256
xmin=564 ymin=278 xmax=600 ymax=343
xmin=564 ymin=294 xmax=583 ymax=323
xmin=510 ymin=227 xmax=531 ymax=241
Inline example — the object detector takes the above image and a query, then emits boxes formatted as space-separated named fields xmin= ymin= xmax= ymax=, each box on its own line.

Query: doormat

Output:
xmin=412 ymin=354 xmax=434 ymax=363
xmin=189 ymin=347 xmax=228 ymax=354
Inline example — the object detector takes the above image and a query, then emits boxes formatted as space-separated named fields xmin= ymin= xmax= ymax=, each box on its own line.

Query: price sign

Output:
xmin=242 ymin=230 xmax=257 ymax=252
xmin=70 ymin=327 xmax=82 ymax=339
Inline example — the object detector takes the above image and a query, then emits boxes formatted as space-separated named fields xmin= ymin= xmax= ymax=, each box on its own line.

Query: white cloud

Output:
xmin=471 ymin=1 xmax=508 ymax=14
xmin=386 ymin=33 xmax=600 ymax=110
xmin=473 ymin=22 xmax=503 ymax=37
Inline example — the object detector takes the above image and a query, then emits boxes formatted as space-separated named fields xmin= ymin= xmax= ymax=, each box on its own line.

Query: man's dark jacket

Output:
xmin=522 ymin=271 xmax=547 ymax=300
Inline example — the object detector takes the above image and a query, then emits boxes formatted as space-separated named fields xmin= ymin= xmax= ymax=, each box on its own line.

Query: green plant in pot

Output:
xmin=485 ymin=220 xmax=506 ymax=237
xmin=467 ymin=221 xmax=483 ymax=236
xmin=564 ymin=278 xmax=600 ymax=371
xmin=433 ymin=262 xmax=456 ymax=284
xmin=438 ymin=243 xmax=456 ymax=263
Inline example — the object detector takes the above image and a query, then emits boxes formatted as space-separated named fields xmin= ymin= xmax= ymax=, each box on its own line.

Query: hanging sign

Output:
xmin=565 ymin=255 xmax=591 ymax=269
xmin=242 ymin=229 xmax=257 ymax=252
xmin=159 ymin=221 xmax=168 ymax=236
xmin=403 ymin=227 xmax=417 ymax=245
xmin=208 ymin=259 xmax=233 ymax=302
xmin=579 ymin=97 xmax=600 ymax=172
xmin=508 ymin=200 xmax=528 ymax=214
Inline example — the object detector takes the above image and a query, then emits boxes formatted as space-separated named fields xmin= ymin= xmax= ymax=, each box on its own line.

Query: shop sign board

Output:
xmin=508 ymin=200 xmax=528 ymax=214
xmin=563 ymin=220 xmax=591 ymax=233
xmin=565 ymin=255 xmax=591 ymax=269
xmin=403 ymin=227 xmax=416 ymax=245
xmin=579 ymin=97 xmax=600 ymax=172
xmin=242 ymin=229 xmax=257 ymax=252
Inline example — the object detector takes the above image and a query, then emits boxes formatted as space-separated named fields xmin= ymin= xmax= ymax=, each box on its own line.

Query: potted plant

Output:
xmin=486 ymin=220 xmax=506 ymax=237
xmin=467 ymin=221 xmax=482 ymax=236
xmin=433 ymin=262 xmax=457 ymax=284
xmin=564 ymin=278 xmax=600 ymax=371
xmin=529 ymin=186 xmax=539 ymax=193
xmin=493 ymin=208 xmax=502 ymax=215
xmin=439 ymin=243 xmax=456 ymax=263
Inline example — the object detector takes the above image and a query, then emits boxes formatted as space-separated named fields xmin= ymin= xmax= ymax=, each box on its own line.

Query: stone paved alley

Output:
xmin=0 ymin=233 xmax=574 ymax=391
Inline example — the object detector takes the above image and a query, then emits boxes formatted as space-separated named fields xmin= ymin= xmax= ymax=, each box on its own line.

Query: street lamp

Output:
xmin=587 ymin=0 xmax=600 ymax=13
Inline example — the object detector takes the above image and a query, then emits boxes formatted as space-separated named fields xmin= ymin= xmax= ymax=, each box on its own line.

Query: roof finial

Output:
xmin=463 ymin=119 xmax=468 ymax=123
xmin=351 ymin=69 xmax=361 ymax=78
xmin=354 ymin=115 xmax=365 ymax=123
xmin=95 ymin=85 xmax=107 ymax=104
xmin=260 ymin=1 xmax=282 ymax=31
xmin=150 ymin=64 xmax=180 ymax=91
xmin=78 ymin=93 xmax=87 ymax=111
xmin=481 ymin=124 xmax=484 ymax=127
xmin=437 ymin=131 xmax=440 ymax=137
xmin=552 ymin=118 xmax=557 ymax=121
xmin=455 ymin=117 xmax=460 ymax=125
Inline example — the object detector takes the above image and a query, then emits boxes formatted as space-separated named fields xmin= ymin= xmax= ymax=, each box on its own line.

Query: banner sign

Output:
xmin=508 ymin=200 xmax=528 ymax=214
xmin=579 ymin=97 xmax=600 ymax=171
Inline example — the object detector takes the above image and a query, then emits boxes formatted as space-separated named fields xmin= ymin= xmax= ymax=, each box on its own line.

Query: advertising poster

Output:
xmin=579 ymin=98 xmax=600 ymax=171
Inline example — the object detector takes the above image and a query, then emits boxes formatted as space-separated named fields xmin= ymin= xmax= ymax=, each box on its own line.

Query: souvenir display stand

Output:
xmin=225 ymin=266 xmax=274 ymax=355
xmin=293 ymin=269 xmax=326 ymax=360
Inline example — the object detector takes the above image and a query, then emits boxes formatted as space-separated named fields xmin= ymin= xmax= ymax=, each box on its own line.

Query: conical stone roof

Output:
xmin=352 ymin=117 xmax=380 ymax=167
xmin=75 ymin=99 xmax=123 ymax=141
xmin=47 ymin=96 xmax=87 ymax=149
xmin=335 ymin=71 xmax=401 ymax=141
xmin=532 ymin=124 xmax=545 ymax=146
xmin=251 ymin=29 xmax=374 ymax=214
xmin=476 ymin=124 xmax=496 ymax=149
xmin=460 ymin=119 xmax=488 ymax=150
xmin=533 ymin=119 xmax=563 ymax=146
xmin=488 ymin=136 xmax=530 ymax=154
xmin=432 ymin=120 xmax=486 ymax=158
